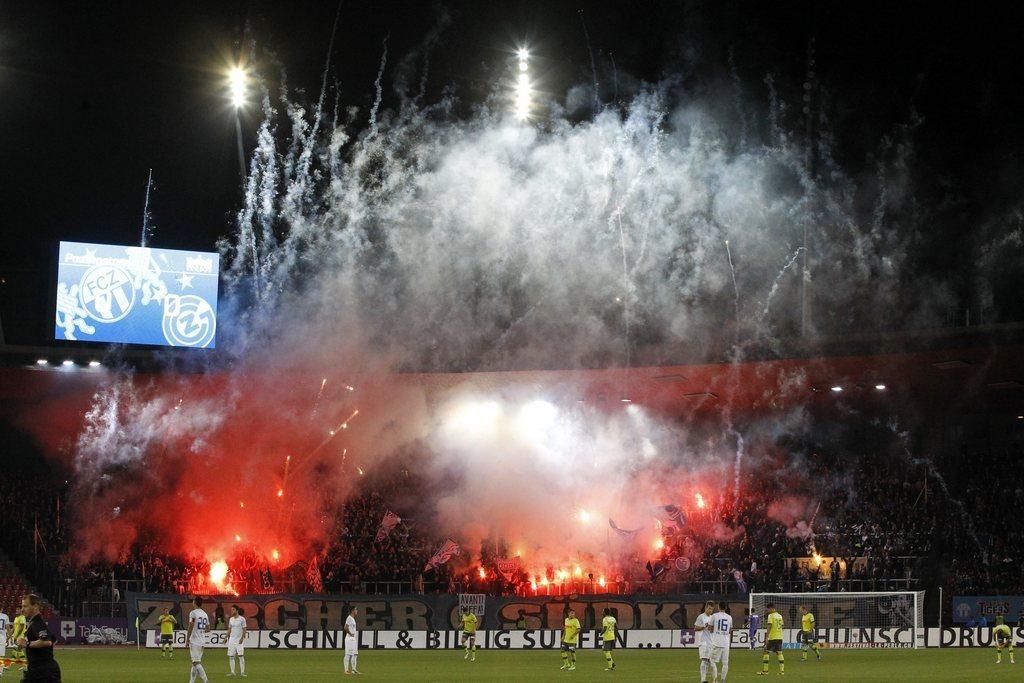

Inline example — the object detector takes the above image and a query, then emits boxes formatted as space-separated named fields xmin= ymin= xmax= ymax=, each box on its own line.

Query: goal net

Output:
xmin=749 ymin=591 xmax=925 ymax=649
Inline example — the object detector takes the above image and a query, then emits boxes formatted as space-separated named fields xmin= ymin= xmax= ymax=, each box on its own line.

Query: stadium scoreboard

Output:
xmin=54 ymin=241 xmax=219 ymax=348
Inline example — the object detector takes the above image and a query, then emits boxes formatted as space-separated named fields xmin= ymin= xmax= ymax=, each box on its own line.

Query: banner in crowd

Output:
xmin=128 ymin=592 xmax=755 ymax=634
xmin=459 ymin=594 xmax=486 ymax=616
xmin=952 ymin=596 xmax=1024 ymax=623
xmin=423 ymin=539 xmax=460 ymax=572
xmin=374 ymin=511 xmax=402 ymax=542
xmin=305 ymin=556 xmax=323 ymax=593
xmin=495 ymin=557 xmax=521 ymax=582
xmin=142 ymin=626 xmax=1024 ymax=650
xmin=607 ymin=519 xmax=642 ymax=539
xmin=49 ymin=618 xmax=131 ymax=645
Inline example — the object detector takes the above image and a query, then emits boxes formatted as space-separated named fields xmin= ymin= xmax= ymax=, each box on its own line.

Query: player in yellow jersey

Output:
xmin=10 ymin=610 xmax=26 ymax=671
xmin=759 ymin=603 xmax=784 ymax=675
xmin=993 ymin=616 xmax=1015 ymax=664
xmin=798 ymin=605 xmax=821 ymax=661
xmin=158 ymin=606 xmax=177 ymax=658
xmin=560 ymin=608 xmax=581 ymax=671
xmin=601 ymin=607 xmax=617 ymax=671
xmin=460 ymin=607 xmax=478 ymax=662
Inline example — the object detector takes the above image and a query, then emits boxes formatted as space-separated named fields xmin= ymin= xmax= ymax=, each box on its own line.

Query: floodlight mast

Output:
xmin=515 ymin=48 xmax=531 ymax=121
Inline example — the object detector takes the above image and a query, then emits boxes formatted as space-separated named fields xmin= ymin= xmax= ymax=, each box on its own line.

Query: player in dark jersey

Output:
xmin=16 ymin=593 xmax=61 ymax=682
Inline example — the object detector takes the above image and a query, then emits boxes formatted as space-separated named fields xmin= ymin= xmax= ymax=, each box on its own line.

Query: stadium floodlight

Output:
xmin=62 ymin=359 xmax=74 ymax=367
xmin=35 ymin=359 xmax=48 ymax=366
xmin=88 ymin=360 xmax=101 ymax=367
xmin=830 ymin=385 xmax=843 ymax=392
xmin=446 ymin=400 xmax=501 ymax=436
xmin=228 ymin=66 xmax=247 ymax=109
xmin=227 ymin=64 xmax=249 ymax=181
xmin=514 ymin=47 xmax=531 ymax=120
xmin=874 ymin=383 xmax=886 ymax=390
xmin=518 ymin=399 xmax=557 ymax=432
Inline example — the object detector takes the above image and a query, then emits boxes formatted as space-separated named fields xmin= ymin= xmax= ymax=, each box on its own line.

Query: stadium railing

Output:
xmin=324 ymin=577 xmax=920 ymax=597
xmin=79 ymin=600 xmax=127 ymax=618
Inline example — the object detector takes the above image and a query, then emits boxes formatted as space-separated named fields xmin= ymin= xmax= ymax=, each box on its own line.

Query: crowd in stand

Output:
xmin=0 ymin=420 xmax=1021 ymax=615
xmin=940 ymin=444 xmax=1024 ymax=596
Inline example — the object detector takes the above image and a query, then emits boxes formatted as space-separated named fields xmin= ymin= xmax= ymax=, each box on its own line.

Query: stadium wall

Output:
xmin=141 ymin=627 xmax=1023 ymax=650
xmin=129 ymin=592 xmax=753 ymax=634
xmin=952 ymin=595 xmax=1024 ymax=623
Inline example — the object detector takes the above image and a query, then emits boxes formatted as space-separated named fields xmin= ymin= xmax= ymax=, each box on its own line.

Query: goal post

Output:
xmin=749 ymin=591 xmax=925 ymax=649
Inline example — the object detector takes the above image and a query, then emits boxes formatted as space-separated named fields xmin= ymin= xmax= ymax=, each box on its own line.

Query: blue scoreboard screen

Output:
xmin=54 ymin=241 xmax=219 ymax=348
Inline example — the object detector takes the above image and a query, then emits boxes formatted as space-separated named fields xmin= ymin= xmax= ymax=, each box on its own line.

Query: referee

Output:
xmin=16 ymin=594 xmax=61 ymax=682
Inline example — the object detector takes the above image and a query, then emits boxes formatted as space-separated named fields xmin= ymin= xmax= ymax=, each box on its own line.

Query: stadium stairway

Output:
xmin=0 ymin=549 xmax=55 ymax=618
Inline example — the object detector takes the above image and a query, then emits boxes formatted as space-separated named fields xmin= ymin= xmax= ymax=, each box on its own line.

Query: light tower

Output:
xmin=515 ymin=48 xmax=531 ymax=121
xmin=227 ymin=65 xmax=249 ymax=182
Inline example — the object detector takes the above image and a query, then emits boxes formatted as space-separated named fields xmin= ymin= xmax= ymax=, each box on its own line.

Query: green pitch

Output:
xmin=55 ymin=647 xmax=1013 ymax=681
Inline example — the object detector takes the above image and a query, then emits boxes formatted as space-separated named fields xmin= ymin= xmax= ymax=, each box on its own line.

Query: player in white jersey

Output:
xmin=0 ymin=609 xmax=8 ymax=676
xmin=344 ymin=606 xmax=361 ymax=675
xmin=185 ymin=596 xmax=210 ymax=683
xmin=709 ymin=602 xmax=733 ymax=683
xmin=694 ymin=600 xmax=716 ymax=683
xmin=226 ymin=606 xmax=247 ymax=678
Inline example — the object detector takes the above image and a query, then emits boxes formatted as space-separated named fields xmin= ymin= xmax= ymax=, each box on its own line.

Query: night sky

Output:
xmin=2 ymin=1 xmax=1023 ymax=345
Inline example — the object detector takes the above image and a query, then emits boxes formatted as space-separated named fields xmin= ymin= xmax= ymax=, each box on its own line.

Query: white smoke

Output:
xmin=67 ymin=38 xmax=953 ymax=571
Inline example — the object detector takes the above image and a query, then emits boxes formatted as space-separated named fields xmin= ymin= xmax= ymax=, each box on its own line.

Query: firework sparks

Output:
xmin=312 ymin=378 xmax=327 ymax=414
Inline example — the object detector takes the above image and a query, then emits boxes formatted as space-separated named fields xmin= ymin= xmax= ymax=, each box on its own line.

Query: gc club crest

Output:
xmin=79 ymin=264 xmax=136 ymax=322
xmin=162 ymin=294 xmax=216 ymax=348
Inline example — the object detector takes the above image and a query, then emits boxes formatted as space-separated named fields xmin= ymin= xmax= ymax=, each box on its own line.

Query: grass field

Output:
xmin=49 ymin=646 xmax=1016 ymax=681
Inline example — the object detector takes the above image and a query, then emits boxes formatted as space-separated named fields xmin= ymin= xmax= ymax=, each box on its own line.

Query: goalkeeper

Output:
xmin=994 ymin=616 xmax=1014 ymax=664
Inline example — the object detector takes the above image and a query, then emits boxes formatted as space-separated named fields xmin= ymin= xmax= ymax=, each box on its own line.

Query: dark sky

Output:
xmin=2 ymin=1 xmax=1024 ymax=345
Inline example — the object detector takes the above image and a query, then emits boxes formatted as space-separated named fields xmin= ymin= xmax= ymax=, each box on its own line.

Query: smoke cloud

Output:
xmin=63 ymin=34 xmax=976 ymax=579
